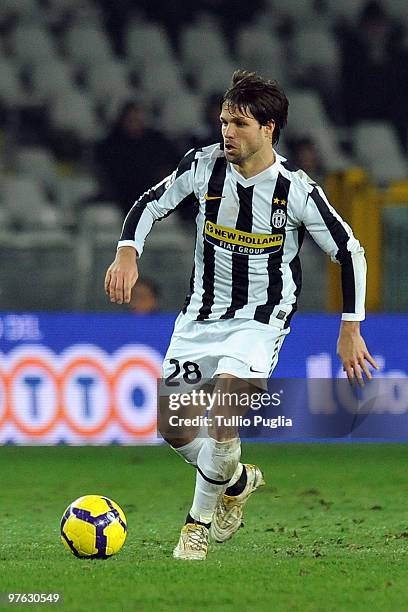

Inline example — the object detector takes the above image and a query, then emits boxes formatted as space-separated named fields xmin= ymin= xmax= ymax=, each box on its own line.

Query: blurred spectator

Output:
xmin=95 ymin=101 xmax=178 ymax=216
xmin=128 ymin=278 xmax=161 ymax=314
xmin=288 ymin=137 xmax=326 ymax=185
xmin=339 ymin=1 xmax=408 ymax=146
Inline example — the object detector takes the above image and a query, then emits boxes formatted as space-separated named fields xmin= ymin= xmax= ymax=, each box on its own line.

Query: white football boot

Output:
xmin=210 ymin=464 xmax=265 ymax=543
xmin=173 ymin=523 xmax=209 ymax=560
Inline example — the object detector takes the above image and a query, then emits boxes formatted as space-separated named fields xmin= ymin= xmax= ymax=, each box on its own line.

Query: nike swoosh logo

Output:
xmin=250 ymin=366 xmax=264 ymax=373
xmin=204 ymin=193 xmax=225 ymax=201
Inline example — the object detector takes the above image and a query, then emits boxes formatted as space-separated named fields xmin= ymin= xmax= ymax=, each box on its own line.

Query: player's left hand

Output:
xmin=104 ymin=246 xmax=138 ymax=304
xmin=337 ymin=322 xmax=379 ymax=386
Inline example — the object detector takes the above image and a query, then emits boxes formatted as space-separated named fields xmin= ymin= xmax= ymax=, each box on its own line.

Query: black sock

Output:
xmin=185 ymin=513 xmax=211 ymax=529
xmin=225 ymin=465 xmax=247 ymax=496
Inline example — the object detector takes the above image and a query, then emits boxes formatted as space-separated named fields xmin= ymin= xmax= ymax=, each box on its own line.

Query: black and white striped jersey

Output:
xmin=118 ymin=143 xmax=366 ymax=329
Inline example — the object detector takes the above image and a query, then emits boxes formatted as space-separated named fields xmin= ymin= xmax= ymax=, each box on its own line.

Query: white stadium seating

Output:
xmin=325 ymin=0 xmax=376 ymax=23
xmin=16 ymin=148 xmax=59 ymax=192
xmin=160 ymin=91 xmax=204 ymax=138
xmin=49 ymin=91 xmax=101 ymax=141
xmin=1 ymin=0 xmax=39 ymax=19
xmin=286 ymin=89 xmax=331 ymax=133
xmin=79 ymin=203 xmax=124 ymax=236
xmin=65 ymin=25 xmax=114 ymax=66
xmin=236 ymin=28 xmax=288 ymax=86
xmin=136 ymin=56 xmax=186 ymax=104
xmin=195 ymin=58 xmax=236 ymax=96
xmin=181 ymin=24 xmax=229 ymax=74
xmin=85 ymin=59 xmax=132 ymax=103
xmin=353 ymin=122 xmax=408 ymax=184
xmin=0 ymin=59 xmax=26 ymax=105
xmin=10 ymin=24 xmax=58 ymax=63
xmin=31 ymin=59 xmax=76 ymax=100
xmin=2 ymin=176 xmax=60 ymax=229
xmin=56 ymin=175 xmax=99 ymax=213
xmin=291 ymin=28 xmax=340 ymax=75
xmin=126 ymin=22 xmax=174 ymax=65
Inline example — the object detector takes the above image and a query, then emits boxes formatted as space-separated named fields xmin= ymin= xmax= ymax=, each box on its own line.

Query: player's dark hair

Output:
xmin=221 ymin=70 xmax=289 ymax=145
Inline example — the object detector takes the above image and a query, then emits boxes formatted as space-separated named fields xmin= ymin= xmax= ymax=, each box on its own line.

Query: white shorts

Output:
xmin=161 ymin=313 xmax=289 ymax=391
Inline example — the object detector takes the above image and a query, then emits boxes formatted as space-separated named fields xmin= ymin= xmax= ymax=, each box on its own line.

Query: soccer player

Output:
xmin=105 ymin=70 xmax=378 ymax=560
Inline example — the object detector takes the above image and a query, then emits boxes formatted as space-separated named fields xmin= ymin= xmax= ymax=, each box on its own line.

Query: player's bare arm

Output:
xmin=337 ymin=320 xmax=379 ymax=385
xmin=105 ymin=246 xmax=138 ymax=304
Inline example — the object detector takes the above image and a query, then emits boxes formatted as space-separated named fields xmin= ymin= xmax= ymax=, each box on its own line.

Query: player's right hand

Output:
xmin=104 ymin=246 xmax=138 ymax=304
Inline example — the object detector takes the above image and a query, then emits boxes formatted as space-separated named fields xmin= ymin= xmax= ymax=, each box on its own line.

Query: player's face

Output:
xmin=220 ymin=103 xmax=274 ymax=169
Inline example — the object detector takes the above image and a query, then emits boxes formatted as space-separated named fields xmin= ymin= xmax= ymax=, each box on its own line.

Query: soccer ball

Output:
xmin=60 ymin=495 xmax=127 ymax=559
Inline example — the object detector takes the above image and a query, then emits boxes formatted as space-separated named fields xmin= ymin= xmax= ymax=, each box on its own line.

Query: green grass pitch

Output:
xmin=1 ymin=444 xmax=408 ymax=611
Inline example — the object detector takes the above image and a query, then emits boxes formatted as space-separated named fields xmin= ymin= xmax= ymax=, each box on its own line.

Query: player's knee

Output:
xmin=208 ymin=414 xmax=238 ymax=442
xmin=210 ymin=430 xmax=236 ymax=442
xmin=161 ymin=432 xmax=197 ymax=448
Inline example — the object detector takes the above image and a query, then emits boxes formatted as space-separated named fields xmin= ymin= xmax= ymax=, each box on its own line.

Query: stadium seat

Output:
xmin=0 ymin=204 xmax=11 ymax=230
xmin=48 ymin=0 xmax=91 ymax=10
xmin=82 ymin=221 xmax=196 ymax=311
xmin=192 ymin=10 xmax=221 ymax=31
xmin=383 ymin=207 xmax=408 ymax=311
xmin=56 ymin=174 xmax=99 ymax=213
xmin=0 ymin=59 xmax=26 ymax=106
xmin=180 ymin=24 xmax=229 ymax=74
xmin=325 ymin=0 xmax=372 ymax=24
xmin=237 ymin=28 xmax=284 ymax=66
xmin=49 ymin=91 xmax=101 ymax=141
xmin=75 ymin=232 xmax=111 ymax=311
xmin=236 ymin=28 xmax=288 ymax=86
xmin=16 ymin=147 xmax=59 ymax=192
xmin=284 ymin=90 xmax=351 ymax=171
xmin=66 ymin=0 xmax=100 ymax=17
xmin=249 ymin=6 xmax=276 ymax=32
xmin=160 ymin=92 xmax=204 ymax=137
xmin=75 ymin=204 xmax=130 ymax=311
xmin=285 ymin=89 xmax=330 ymax=134
xmin=85 ymin=60 xmax=132 ymax=104
xmin=79 ymin=203 xmax=123 ymax=235
xmin=353 ymin=122 xmax=407 ymax=184
xmin=268 ymin=0 xmax=336 ymax=30
xmin=266 ymin=0 xmax=316 ymax=23
xmin=291 ymin=28 xmax=339 ymax=77
xmin=44 ymin=0 xmax=97 ymax=25
xmin=141 ymin=58 xmax=186 ymax=104
xmin=0 ymin=230 xmax=78 ymax=310
xmin=2 ymin=177 xmax=60 ymax=229
xmin=1 ymin=0 xmax=39 ymax=19
xmin=383 ymin=0 xmax=408 ymax=21
xmin=103 ymin=92 xmax=153 ymax=126
xmin=9 ymin=24 xmax=58 ymax=63
xmin=30 ymin=59 xmax=76 ymax=100
xmin=298 ymin=235 xmax=326 ymax=310
xmin=65 ymin=25 xmax=114 ymax=66
xmin=194 ymin=58 xmax=236 ymax=96
xmin=312 ymin=126 xmax=352 ymax=172
xmin=126 ymin=22 xmax=174 ymax=66
xmin=137 ymin=229 xmax=196 ymax=311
